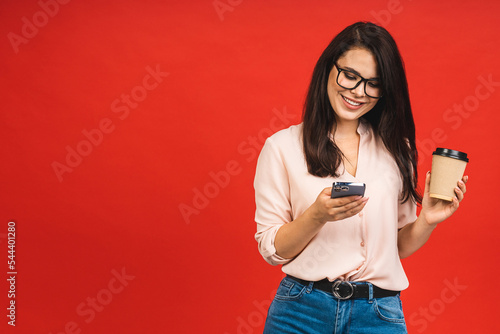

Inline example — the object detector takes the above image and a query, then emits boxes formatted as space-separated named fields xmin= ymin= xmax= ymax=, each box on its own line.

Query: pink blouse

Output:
xmin=254 ymin=120 xmax=417 ymax=291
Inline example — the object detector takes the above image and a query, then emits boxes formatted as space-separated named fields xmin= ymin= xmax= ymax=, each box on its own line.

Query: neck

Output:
xmin=332 ymin=118 xmax=360 ymax=141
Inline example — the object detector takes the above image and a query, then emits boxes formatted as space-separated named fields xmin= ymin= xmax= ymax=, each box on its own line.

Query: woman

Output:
xmin=254 ymin=21 xmax=468 ymax=333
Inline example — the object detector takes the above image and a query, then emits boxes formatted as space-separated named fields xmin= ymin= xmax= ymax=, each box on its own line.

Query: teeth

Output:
xmin=343 ymin=96 xmax=361 ymax=106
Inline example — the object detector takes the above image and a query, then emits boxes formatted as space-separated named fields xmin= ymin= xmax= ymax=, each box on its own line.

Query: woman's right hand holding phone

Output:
xmin=309 ymin=187 xmax=369 ymax=224
xmin=274 ymin=188 xmax=369 ymax=259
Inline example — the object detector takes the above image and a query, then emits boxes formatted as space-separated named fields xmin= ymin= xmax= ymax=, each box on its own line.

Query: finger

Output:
xmin=333 ymin=197 xmax=368 ymax=215
xmin=344 ymin=198 xmax=369 ymax=216
xmin=424 ymin=171 xmax=431 ymax=195
xmin=331 ymin=199 xmax=368 ymax=219
xmin=463 ymin=175 xmax=469 ymax=184
xmin=451 ymin=196 xmax=460 ymax=211
xmin=458 ymin=179 xmax=466 ymax=195
xmin=455 ymin=178 xmax=467 ymax=201
xmin=322 ymin=187 xmax=332 ymax=197
xmin=339 ymin=196 xmax=367 ymax=210
xmin=454 ymin=186 xmax=464 ymax=202
xmin=329 ymin=195 xmax=362 ymax=206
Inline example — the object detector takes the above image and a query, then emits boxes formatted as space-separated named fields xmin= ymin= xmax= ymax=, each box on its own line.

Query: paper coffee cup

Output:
xmin=429 ymin=148 xmax=469 ymax=201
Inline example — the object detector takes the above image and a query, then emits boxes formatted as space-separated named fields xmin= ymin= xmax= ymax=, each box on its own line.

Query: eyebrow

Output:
xmin=340 ymin=65 xmax=380 ymax=80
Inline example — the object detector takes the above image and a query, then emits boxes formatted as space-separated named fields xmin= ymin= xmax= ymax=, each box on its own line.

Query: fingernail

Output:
xmin=427 ymin=171 xmax=431 ymax=175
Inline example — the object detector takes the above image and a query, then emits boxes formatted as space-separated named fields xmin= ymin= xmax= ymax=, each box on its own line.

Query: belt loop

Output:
xmin=368 ymin=282 xmax=374 ymax=303
xmin=306 ymin=281 xmax=314 ymax=293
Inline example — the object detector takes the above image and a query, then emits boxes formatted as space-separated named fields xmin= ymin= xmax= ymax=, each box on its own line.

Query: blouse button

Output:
xmin=359 ymin=211 xmax=364 ymax=217
xmin=360 ymin=242 xmax=365 ymax=247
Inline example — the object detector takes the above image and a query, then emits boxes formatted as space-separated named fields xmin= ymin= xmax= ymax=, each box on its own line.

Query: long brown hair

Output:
xmin=302 ymin=21 xmax=421 ymax=204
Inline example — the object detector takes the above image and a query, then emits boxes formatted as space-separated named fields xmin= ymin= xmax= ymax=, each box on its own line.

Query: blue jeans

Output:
xmin=263 ymin=276 xmax=407 ymax=334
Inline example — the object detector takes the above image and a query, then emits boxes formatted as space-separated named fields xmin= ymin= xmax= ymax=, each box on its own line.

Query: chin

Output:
xmin=335 ymin=108 xmax=369 ymax=122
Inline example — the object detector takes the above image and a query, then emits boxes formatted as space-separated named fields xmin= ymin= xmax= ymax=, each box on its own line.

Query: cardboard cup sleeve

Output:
xmin=429 ymin=148 xmax=469 ymax=201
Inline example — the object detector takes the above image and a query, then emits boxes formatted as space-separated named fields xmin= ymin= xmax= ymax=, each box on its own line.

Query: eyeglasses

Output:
xmin=335 ymin=64 xmax=382 ymax=99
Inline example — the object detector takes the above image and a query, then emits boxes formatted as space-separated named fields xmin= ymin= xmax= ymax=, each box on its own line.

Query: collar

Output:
xmin=357 ymin=118 xmax=370 ymax=136
xmin=328 ymin=119 xmax=370 ymax=142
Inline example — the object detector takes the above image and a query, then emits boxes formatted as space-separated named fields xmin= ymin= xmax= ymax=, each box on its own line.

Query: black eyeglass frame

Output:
xmin=334 ymin=64 xmax=383 ymax=99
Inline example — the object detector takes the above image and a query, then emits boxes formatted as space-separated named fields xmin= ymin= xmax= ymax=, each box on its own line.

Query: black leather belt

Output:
xmin=287 ymin=275 xmax=399 ymax=300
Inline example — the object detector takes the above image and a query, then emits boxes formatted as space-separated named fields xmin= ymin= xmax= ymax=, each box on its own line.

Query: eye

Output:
xmin=367 ymin=81 xmax=381 ymax=88
xmin=344 ymin=72 xmax=358 ymax=80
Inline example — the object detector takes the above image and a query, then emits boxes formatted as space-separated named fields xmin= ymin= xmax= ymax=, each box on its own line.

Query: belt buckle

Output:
xmin=332 ymin=280 xmax=354 ymax=300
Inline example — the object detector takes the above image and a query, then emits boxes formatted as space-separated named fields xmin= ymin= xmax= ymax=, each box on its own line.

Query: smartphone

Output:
xmin=331 ymin=182 xmax=366 ymax=198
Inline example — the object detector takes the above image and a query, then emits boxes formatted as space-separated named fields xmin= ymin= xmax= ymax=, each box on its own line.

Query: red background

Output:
xmin=1 ymin=0 xmax=499 ymax=333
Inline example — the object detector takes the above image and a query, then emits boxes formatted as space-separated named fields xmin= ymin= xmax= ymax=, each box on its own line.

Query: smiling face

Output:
xmin=327 ymin=48 xmax=380 ymax=125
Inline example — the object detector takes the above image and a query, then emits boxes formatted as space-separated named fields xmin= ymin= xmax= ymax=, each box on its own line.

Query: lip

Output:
xmin=341 ymin=94 xmax=366 ymax=110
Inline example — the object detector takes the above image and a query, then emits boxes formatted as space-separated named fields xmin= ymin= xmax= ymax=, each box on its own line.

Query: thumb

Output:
xmin=322 ymin=187 xmax=332 ymax=197
xmin=424 ymin=171 xmax=431 ymax=196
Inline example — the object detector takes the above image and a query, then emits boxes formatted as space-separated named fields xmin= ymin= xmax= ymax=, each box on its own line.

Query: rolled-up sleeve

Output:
xmin=254 ymin=138 xmax=293 ymax=266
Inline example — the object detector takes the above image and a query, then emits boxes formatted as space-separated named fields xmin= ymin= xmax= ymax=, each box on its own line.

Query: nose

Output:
xmin=350 ymin=81 xmax=366 ymax=98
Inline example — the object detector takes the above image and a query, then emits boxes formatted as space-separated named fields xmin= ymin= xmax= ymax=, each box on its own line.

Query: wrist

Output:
xmin=416 ymin=213 xmax=438 ymax=229
xmin=306 ymin=206 xmax=327 ymax=226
